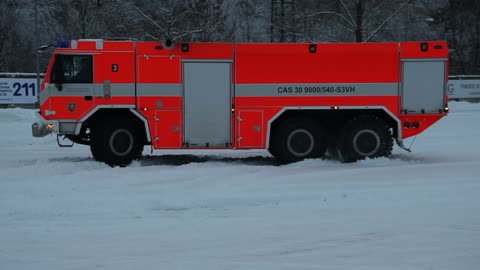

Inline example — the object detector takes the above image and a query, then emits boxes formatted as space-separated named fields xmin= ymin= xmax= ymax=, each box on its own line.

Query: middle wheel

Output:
xmin=269 ymin=118 xmax=327 ymax=163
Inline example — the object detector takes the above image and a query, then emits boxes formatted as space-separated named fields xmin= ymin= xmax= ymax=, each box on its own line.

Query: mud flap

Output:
xmin=395 ymin=138 xmax=412 ymax=152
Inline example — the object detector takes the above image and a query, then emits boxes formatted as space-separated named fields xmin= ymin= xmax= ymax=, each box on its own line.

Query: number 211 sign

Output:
xmin=0 ymin=78 xmax=38 ymax=104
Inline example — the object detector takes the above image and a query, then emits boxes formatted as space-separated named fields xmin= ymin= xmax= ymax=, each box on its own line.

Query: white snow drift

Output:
xmin=0 ymin=102 xmax=479 ymax=270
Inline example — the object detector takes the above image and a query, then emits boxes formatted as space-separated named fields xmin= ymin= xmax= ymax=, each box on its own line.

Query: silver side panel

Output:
xmin=49 ymin=82 xmax=95 ymax=97
xmin=46 ymin=83 xmax=134 ymax=97
xmin=137 ymin=84 xmax=183 ymax=96
xmin=183 ymin=62 xmax=231 ymax=147
xmin=402 ymin=60 xmax=446 ymax=113
xmin=44 ymin=83 xmax=183 ymax=99
xmin=39 ymin=84 xmax=50 ymax=105
xmin=236 ymin=83 xmax=398 ymax=97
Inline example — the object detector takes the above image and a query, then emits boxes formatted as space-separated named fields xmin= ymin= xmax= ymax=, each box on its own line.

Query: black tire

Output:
xmin=336 ymin=115 xmax=393 ymax=163
xmin=90 ymin=124 xmax=106 ymax=162
xmin=90 ymin=120 xmax=144 ymax=167
xmin=268 ymin=118 xmax=327 ymax=163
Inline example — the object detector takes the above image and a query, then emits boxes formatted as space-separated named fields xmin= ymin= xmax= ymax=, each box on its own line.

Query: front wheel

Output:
xmin=90 ymin=120 xmax=144 ymax=167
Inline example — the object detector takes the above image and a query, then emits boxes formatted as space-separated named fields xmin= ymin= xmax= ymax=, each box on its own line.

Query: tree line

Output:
xmin=1 ymin=0 xmax=479 ymax=75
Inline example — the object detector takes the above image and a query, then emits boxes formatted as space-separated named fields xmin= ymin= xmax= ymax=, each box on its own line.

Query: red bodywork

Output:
xmin=39 ymin=40 xmax=449 ymax=150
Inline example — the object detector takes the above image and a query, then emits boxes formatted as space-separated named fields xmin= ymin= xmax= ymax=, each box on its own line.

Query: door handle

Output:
xmin=84 ymin=96 xmax=92 ymax=101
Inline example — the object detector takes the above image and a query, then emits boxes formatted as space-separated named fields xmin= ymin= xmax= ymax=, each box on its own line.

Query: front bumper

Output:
xmin=32 ymin=111 xmax=54 ymax=137
xmin=32 ymin=111 xmax=81 ymax=137
xmin=32 ymin=122 xmax=53 ymax=137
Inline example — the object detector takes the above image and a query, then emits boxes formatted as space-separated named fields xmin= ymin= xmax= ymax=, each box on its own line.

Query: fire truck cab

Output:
xmin=33 ymin=39 xmax=449 ymax=166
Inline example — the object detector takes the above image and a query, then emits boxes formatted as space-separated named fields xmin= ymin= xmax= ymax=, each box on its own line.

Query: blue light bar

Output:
xmin=56 ymin=40 xmax=70 ymax=48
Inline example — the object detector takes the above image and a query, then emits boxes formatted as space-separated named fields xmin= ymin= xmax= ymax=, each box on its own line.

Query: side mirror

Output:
xmin=37 ymin=44 xmax=55 ymax=54
xmin=37 ymin=45 xmax=50 ymax=53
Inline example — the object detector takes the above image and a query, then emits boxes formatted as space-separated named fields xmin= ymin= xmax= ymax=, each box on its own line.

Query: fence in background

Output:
xmin=447 ymin=75 xmax=480 ymax=102
xmin=0 ymin=73 xmax=42 ymax=109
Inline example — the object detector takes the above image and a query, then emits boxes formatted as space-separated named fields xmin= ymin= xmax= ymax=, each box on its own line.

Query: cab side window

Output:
xmin=51 ymin=55 xmax=93 ymax=84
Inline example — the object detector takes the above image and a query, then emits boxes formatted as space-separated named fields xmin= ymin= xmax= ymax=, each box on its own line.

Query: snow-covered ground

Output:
xmin=1 ymin=102 xmax=479 ymax=270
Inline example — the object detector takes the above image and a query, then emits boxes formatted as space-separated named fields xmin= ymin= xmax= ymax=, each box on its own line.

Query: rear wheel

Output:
xmin=90 ymin=120 xmax=144 ymax=167
xmin=336 ymin=115 xmax=393 ymax=163
xmin=269 ymin=118 xmax=327 ymax=163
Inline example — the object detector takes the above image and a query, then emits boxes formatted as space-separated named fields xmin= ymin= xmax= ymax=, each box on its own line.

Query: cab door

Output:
xmin=49 ymin=54 xmax=96 ymax=118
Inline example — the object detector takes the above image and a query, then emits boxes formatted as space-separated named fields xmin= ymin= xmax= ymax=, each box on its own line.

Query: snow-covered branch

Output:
xmin=306 ymin=11 xmax=356 ymax=30
xmin=131 ymin=2 xmax=168 ymax=38
xmin=339 ymin=0 xmax=357 ymax=27
xmin=365 ymin=0 xmax=411 ymax=42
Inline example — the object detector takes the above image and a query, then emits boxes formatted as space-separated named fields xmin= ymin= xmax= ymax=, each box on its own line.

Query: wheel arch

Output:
xmin=267 ymin=106 xmax=401 ymax=148
xmin=77 ymin=105 xmax=151 ymax=143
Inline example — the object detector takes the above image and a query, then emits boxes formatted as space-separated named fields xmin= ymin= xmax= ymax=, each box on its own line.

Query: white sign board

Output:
xmin=0 ymin=78 xmax=38 ymax=104
xmin=447 ymin=80 xmax=480 ymax=99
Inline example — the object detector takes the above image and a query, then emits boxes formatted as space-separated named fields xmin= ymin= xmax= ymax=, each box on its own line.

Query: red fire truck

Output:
xmin=32 ymin=39 xmax=449 ymax=166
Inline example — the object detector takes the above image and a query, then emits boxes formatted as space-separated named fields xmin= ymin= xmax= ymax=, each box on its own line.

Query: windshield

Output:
xmin=50 ymin=54 xmax=93 ymax=84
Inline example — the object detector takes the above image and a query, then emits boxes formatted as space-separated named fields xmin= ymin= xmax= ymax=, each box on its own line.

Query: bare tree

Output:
xmin=229 ymin=0 xmax=267 ymax=42
xmin=428 ymin=0 xmax=480 ymax=74
xmin=0 ymin=1 xmax=19 ymax=70
xmin=0 ymin=0 xmax=34 ymax=72
xmin=307 ymin=0 xmax=412 ymax=42
xmin=0 ymin=0 xmax=478 ymax=73
xmin=96 ymin=0 xmax=143 ymax=39
xmin=183 ymin=0 xmax=228 ymax=42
